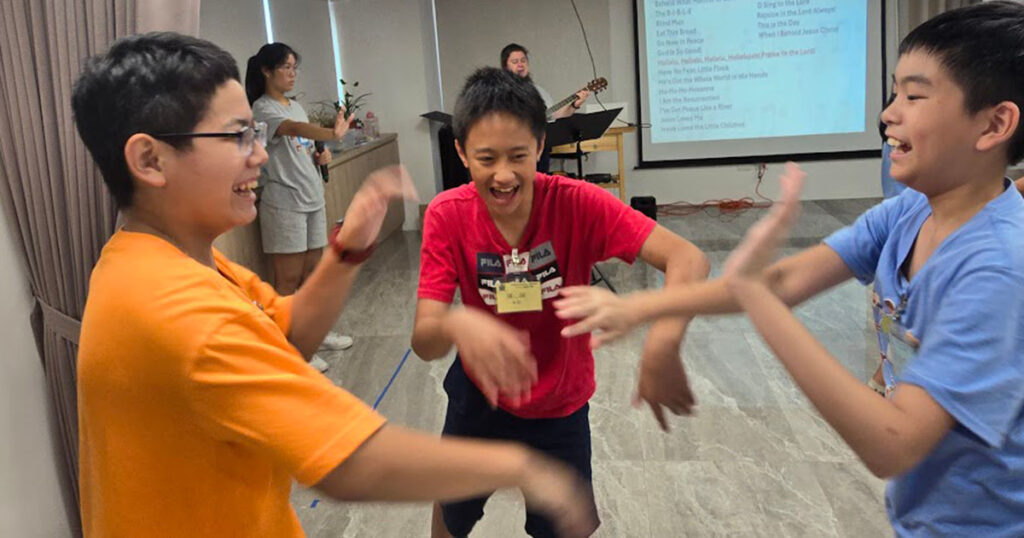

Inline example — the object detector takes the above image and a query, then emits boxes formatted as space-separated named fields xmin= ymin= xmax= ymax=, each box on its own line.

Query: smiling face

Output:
xmin=456 ymin=111 xmax=542 ymax=222
xmin=881 ymin=50 xmax=992 ymax=194
xmin=157 ymin=80 xmax=268 ymax=236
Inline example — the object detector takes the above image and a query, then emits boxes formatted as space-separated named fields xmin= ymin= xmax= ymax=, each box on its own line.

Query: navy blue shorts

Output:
xmin=439 ymin=356 xmax=596 ymax=538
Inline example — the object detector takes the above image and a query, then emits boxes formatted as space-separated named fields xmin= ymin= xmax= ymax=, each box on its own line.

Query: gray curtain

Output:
xmin=0 ymin=1 xmax=198 ymax=535
xmin=899 ymin=0 xmax=985 ymax=39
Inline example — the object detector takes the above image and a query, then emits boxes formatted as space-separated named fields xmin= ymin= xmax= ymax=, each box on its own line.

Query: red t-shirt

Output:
xmin=418 ymin=173 xmax=657 ymax=418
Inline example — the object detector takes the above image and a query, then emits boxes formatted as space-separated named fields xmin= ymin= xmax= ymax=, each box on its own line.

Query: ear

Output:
xmin=123 ymin=133 xmax=167 ymax=189
xmin=976 ymin=101 xmax=1020 ymax=155
xmin=454 ymin=138 xmax=470 ymax=168
xmin=536 ymin=133 xmax=546 ymax=161
xmin=262 ymin=66 xmax=273 ymax=80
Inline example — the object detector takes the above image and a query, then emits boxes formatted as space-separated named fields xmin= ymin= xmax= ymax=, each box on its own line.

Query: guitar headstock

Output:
xmin=586 ymin=77 xmax=608 ymax=94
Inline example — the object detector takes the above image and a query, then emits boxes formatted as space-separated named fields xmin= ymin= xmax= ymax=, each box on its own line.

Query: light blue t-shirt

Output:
xmin=825 ymin=181 xmax=1024 ymax=536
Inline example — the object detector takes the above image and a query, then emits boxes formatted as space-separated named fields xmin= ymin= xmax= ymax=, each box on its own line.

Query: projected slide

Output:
xmin=646 ymin=0 xmax=867 ymax=144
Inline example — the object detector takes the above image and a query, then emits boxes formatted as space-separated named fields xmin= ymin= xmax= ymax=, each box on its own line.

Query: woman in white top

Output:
xmin=245 ymin=43 xmax=354 ymax=365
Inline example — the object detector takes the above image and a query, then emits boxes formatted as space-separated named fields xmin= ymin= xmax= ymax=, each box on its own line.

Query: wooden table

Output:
xmin=550 ymin=126 xmax=635 ymax=201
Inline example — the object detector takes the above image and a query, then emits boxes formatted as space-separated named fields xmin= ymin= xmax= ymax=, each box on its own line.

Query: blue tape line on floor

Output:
xmin=373 ymin=348 xmax=411 ymax=410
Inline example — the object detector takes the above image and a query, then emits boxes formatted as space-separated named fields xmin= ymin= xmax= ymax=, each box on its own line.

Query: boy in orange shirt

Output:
xmin=71 ymin=32 xmax=596 ymax=537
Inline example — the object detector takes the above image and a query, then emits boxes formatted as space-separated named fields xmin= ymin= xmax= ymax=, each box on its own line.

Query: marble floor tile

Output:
xmin=644 ymin=460 xmax=839 ymax=538
xmin=809 ymin=462 xmax=889 ymax=537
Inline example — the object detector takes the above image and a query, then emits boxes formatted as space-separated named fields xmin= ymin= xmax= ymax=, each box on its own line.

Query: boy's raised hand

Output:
xmin=723 ymin=162 xmax=805 ymax=281
xmin=447 ymin=308 xmax=538 ymax=408
xmin=554 ymin=286 xmax=641 ymax=347
xmin=635 ymin=340 xmax=695 ymax=430
xmin=336 ymin=165 xmax=418 ymax=252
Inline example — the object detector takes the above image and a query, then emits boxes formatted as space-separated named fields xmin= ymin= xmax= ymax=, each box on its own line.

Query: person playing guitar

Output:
xmin=500 ymin=43 xmax=608 ymax=171
xmin=501 ymin=43 xmax=593 ymax=119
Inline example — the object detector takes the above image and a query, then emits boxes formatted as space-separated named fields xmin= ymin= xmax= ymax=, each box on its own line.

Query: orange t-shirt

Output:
xmin=77 ymin=231 xmax=385 ymax=537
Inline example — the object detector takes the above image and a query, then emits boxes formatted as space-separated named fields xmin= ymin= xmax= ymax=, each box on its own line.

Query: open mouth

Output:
xmin=233 ymin=179 xmax=259 ymax=199
xmin=887 ymin=136 xmax=912 ymax=155
xmin=490 ymin=185 xmax=519 ymax=202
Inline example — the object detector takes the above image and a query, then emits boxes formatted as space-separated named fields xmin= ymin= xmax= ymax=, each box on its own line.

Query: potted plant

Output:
xmin=310 ymin=79 xmax=372 ymax=149
xmin=339 ymin=78 xmax=371 ymax=122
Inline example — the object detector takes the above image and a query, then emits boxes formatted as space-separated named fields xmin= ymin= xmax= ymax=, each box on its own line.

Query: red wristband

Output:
xmin=329 ymin=222 xmax=375 ymax=264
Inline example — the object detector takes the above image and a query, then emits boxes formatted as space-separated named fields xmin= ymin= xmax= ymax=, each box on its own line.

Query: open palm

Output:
xmin=723 ymin=162 xmax=806 ymax=279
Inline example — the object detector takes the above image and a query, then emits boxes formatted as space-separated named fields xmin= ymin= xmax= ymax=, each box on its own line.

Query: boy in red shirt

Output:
xmin=412 ymin=67 xmax=710 ymax=538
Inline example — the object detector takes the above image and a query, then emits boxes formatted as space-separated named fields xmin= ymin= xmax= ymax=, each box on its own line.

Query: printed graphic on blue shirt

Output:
xmin=871 ymin=288 xmax=920 ymax=398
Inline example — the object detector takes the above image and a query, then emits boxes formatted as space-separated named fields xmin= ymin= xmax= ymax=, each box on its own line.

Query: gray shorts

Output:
xmin=258 ymin=203 xmax=328 ymax=254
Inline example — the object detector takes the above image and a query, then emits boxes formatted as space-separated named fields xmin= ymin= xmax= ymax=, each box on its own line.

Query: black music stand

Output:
xmin=421 ymin=111 xmax=469 ymax=190
xmin=546 ymin=108 xmax=623 ymax=293
xmin=546 ymin=107 xmax=622 ymax=180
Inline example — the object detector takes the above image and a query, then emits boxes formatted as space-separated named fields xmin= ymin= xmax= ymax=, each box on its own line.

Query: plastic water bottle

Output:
xmin=364 ymin=111 xmax=380 ymax=139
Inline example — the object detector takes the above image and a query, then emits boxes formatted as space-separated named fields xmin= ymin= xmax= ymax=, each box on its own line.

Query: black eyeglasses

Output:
xmin=153 ymin=121 xmax=267 ymax=156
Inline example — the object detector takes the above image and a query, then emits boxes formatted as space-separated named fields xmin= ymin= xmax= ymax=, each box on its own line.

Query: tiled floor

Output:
xmin=291 ymin=198 xmax=892 ymax=537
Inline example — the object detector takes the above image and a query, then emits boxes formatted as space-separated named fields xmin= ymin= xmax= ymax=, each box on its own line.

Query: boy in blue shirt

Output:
xmin=554 ymin=3 xmax=1024 ymax=534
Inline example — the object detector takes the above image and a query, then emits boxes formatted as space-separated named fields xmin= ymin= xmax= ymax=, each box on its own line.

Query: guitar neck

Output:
xmin=546 ymin=92 xmax=580 ymax=118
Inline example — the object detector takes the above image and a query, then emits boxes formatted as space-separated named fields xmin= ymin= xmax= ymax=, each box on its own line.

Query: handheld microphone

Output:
xmin=314 ymin=141 xmax=329 ymax=183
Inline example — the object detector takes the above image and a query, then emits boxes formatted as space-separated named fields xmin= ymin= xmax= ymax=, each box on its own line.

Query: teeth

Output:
xmin=887 ymin=137 xmax=907 ymax=151
xmin=234 ymin=180 xmax=259 ymax=193
xmin=493 ymin=186 xmax=516 ymax=193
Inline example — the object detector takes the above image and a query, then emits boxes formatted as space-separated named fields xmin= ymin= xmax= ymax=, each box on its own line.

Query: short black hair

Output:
xmin=899 ymin=1 xmax=1024 ymax=164
xmin=500 ymin=43 xmax=528 ymax=70
xmin=245 ymin=43 xmax=301 ymax=105
xmin=453 ymin=67 xmax=546 ymax=147
xmin=71 ymin=32 xmax=239 ymax=208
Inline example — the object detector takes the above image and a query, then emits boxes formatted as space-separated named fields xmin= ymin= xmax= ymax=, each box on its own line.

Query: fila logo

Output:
xmin=477 ymin=253 xmax=505 ymax=274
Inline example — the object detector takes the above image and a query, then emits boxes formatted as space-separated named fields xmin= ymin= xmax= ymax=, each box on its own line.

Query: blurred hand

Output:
xmin=448 ymin=308 xmax=538 ymax=408
xmin=336 ymin=165 xmax=418 ymax=250
xmin=573 ymin=89 xmax=591 ymax=109
xmin=315 ymin=148 xmax=332 ymax=165
xmin=519 ymin=451 xmax=600 ymax=538
xmin=723 ymin=162 xmax=806 ymax=281
xmin=333 ymin=107 xmax=355 ymax=140
xmin=635 ymin=338 xmax=695 ymax=431
xmin=555 ymin=286 xmax=642 ymax=347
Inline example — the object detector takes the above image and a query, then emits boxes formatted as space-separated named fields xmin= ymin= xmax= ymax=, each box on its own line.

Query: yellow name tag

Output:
xmin=495 ymin=280 xmax=543 ymax=314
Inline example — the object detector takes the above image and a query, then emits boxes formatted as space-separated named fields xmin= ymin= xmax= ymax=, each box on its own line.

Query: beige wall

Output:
xmin=0 ymin=203 xmax=72 ymax=537
xmin=436 ymin=0 xmax=612 ymax=113
xmin=272 ymin=0 xmax=339 ymax=109
xmin=199 ymin=0 xmax=267 ymax=88
xmin=333 ymin=0 xmax=441 ymax=229
xmin=199 ymin=0 xmax=337 ymax=111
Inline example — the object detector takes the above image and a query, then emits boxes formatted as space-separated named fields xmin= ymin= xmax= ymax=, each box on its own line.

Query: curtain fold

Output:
xmin=0 ymin=1 xmax=199 ymax=534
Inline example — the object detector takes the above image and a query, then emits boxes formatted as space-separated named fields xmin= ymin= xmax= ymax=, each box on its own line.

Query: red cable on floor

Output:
xmin=657 ymin=163 xmax=775 ymax=219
